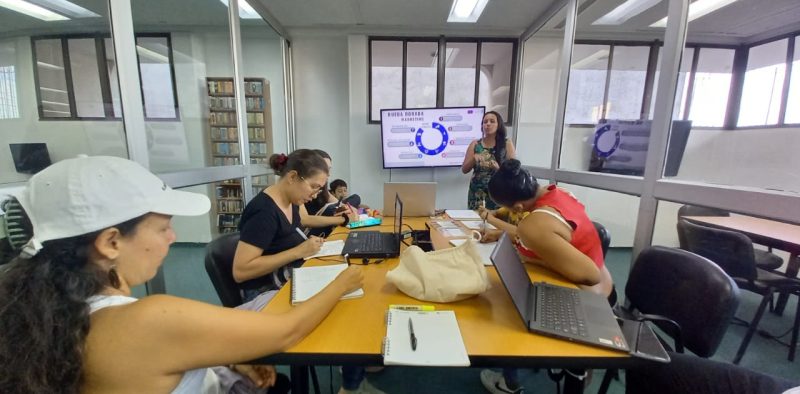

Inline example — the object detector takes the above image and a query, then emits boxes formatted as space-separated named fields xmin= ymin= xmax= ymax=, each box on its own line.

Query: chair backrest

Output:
xmin=592 ymin=221 xmax=611 ymax=258
xmin=677 ymin=204 xmax=731 ymax=218
xmin=627 ymin=246 xmax=740 ymax=358
xmin=677 ymin=219 xmax=758 ymax=281
xmin=204 ymin=232 xmax=243 ymax=307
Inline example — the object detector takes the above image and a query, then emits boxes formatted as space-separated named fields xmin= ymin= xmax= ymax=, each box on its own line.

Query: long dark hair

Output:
xmin=0 ymin=213 xmax=145 ymax=393
xmin=484 ymin=111 xmax=507 ymax=164
xmin=488 ymin=159 xmax=539 ymax=208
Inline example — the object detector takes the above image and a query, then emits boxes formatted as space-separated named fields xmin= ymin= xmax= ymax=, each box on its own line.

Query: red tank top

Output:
xmin=514 ymin=185 xmax=604 ymax=268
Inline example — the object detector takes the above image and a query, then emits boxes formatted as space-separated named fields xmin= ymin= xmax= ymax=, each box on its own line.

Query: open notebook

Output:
xmin=305 ymin=240 xmax=345 ymax=260
xmin=382 ymin=309 xmax=470 ymax=367
xmin=290 ymin=264 xmax=363 ymax=304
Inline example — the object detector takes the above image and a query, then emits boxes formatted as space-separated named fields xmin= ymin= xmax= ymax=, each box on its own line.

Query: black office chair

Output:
xmin=204 ymin=233 xmax=322 ymax=394
xmin=677 ymin=219 xmax=800 ymax=364
xmin=593 ymin=221 xmax=611 ymax=259
xmin=678 ymin=205 xmax=783 ymax=271
xmin=598 ymin=246 xmax=741 ymax=394
xmin=204 ymin=232 xmax=244 ymax=307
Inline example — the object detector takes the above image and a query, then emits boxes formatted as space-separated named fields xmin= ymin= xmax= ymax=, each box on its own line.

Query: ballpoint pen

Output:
xmin=390 ymin=305 xmax=435 ymax=311
xmin=295 ymin=227 xmax=308 ymax=240
xmin=408 ymin=318 xmax=417 ymax=351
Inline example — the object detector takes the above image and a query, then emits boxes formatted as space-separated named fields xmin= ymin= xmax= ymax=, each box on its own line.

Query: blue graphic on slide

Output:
xmin=415 ymin=122 xmax=449 ymax=156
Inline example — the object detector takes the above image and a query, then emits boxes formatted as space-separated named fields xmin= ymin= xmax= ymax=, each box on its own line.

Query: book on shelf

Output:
xmin=382 ymin=309 xmax=470 ymax=367
xmin=212 ymin=142 xmax=240 ymax=155
xmin=290 ymin=264 xmax=363 ymax=304
xmin=207 ymin=80 xmax=235 ymax=95
xmin=212 ymin=157 xmax=241 ymax=166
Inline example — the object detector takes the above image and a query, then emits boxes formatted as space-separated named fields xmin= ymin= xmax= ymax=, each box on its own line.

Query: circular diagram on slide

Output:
xmin=593 ymin=124 xmax=620 ymax=158
xmin=415 ymin=122 xmax=449 ymax=156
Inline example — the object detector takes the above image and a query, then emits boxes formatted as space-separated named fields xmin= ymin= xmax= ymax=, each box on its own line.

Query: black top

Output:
xmin=237 ymin=192 xmax=304 ymax=291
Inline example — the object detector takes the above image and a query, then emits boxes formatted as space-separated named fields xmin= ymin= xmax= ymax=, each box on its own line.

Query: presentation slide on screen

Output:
xmin=381 ymin=107 xmax=485 ymax=168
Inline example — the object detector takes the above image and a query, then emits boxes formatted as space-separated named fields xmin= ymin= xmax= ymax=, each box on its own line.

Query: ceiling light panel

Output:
xmin=0 ymin=0 xmax=68 ymax=21
xmin=651 ymin=0 xmax=737 ymax=27
xmin=593 ymin=0 xmax=661 ymax=25
xmin=219 ymin=0 xmax=262 ymax=19
xmin=27 ymin=0 xmax=99 ymax=18
xmin=447 ymin=0 xmax=490 ymax=23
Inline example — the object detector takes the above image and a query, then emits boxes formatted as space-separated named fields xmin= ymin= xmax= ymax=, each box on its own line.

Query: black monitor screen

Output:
xmin=9 ymin=143 xmax=52 ymax=174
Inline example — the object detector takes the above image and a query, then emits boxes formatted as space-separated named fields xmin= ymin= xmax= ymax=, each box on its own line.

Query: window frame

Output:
xmin=31 ymin=32 xmax=180 ymax=122
xmin=367 ymin=36 xmax=518 ymax=125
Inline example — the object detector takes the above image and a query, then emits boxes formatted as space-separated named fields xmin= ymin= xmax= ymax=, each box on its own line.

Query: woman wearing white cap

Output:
xmin=0 ymin=156 xmax=363 ymax=394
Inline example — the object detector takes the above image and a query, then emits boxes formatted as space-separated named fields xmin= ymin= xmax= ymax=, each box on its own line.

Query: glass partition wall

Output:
xmin=513 ymin=0 xmax=800 ymax=265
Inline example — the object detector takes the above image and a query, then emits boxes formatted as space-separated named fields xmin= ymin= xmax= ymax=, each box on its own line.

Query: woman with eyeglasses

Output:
xmin=233 ymin=149 xmax=358 ymax=303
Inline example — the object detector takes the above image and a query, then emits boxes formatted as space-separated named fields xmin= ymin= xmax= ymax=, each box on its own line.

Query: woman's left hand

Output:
xmin=231 ymin=364 xmax=276 ymax=388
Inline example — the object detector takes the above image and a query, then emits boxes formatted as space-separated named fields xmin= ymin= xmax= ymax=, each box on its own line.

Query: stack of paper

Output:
xmin=305 ymin=240 xmax=345 ymax=260
xmin=445 ymin=210 xmax=482 ymax=221
xmin=382 ymin=309 xmax=470 ymax=367
xmin=450 ymin=238 xmax=497 ymax=266
xmin=290 ymin=264 xmax=363 ymax=304
xmin=460 ymin=220 xmax=497 ymax=230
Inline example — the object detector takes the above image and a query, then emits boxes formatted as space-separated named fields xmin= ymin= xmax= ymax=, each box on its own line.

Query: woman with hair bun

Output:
xmin=461 ymin=111 xmax=516 ymax=210
xmin=479 ymin=159 xmax=614 ymax=394
xmin=233 ymin=149 xmax=359 ymax=303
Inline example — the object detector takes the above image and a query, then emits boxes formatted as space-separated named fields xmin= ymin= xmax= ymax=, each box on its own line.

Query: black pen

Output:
xmin=408 ymin=317 xmax=417 ymax=351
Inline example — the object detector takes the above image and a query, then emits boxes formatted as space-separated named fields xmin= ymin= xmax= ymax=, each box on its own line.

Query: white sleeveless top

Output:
xmin=87 ymin=295 xmax=221 ymax=394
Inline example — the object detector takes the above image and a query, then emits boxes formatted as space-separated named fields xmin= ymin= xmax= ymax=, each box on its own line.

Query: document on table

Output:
xmin=445 ymin=210 xmax=482 ymax=220
xmin=304 ymin=240 xmax=345 ymax=260
xmin=382 ymin=309 xmax=470 ymax=367
xmin=450 ymin=238 xmax=497 ymax=266
xmin=290 ymin=264 xmax=363 ymax=304
xmin=441 ymin=228 xmax=466 ymax=237
xmin=460 ymin=220 xmax=497 ymax=230
xmin=431 ymin=219 xmax=461 ymax=229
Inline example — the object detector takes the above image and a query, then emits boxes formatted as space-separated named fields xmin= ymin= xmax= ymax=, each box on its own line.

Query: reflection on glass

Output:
xmin=515 ymin=6 xmax=566 ymax=168
xmin=738 ymin=39 xmax=788 ymax=127
xmin=558 ymin=182 xmax=641 ymax=247
xmin=606 ymin=46 xmax=650 ymax=120
xmin=104 ymin=38 xmax=122 ymax=117
xmin=565 ymin=44 xmax=609 ymax=125
xmin=444 ymin=42 xmax=477 ymax=107
xmin=406 ymin=41 xmax=438 ymax=109
xmin=650 ymin=48 xmax=694 ymax=121
xmin=687 ymin=48 xmax=734 ymax=127
xmin=68 ymin=38 xmax=105 ymax=117
xmin=132 ymin=0 xmax=239 ymax=171
xmin=787 ymin=38 xmax=800 ymax=124
xmin=137 ymin=36 xmax=177 ymax=119
xmin=35 ymin=39 xmax=71 ymax=118
xmin=370 ymin=40 xmax=402 ymax=120
xmin=478 ymin=42 xmax=513 ymax=121
xmin=0 ymin=40 xmax=20 ymax=119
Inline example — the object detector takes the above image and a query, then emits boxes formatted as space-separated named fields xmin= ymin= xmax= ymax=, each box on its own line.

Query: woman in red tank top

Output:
xmin=486 ymin=159 xmax=614 ymax=299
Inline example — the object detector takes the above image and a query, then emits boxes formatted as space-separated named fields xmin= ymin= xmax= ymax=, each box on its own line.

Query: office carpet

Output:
xmin=146 ymin=245 xmax=799 ymax=394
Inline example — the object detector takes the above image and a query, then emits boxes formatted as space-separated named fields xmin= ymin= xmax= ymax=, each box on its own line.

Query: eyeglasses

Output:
xmin=300 ymin=176 xmax=324 ymax=193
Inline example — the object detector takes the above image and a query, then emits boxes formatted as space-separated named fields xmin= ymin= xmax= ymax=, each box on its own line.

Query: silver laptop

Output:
xmin=491 ymin=233 xmax=630 ymax=353
xmin=383 ymin=182 xmax=436 ymax=216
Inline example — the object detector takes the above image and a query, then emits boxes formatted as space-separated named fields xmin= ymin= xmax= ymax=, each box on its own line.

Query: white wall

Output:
xmin=291 ymin=34 xmax=492 ymax=211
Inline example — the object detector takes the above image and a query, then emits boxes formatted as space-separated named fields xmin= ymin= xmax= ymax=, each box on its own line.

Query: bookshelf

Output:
xmin=206 ymin=77 xmax=273 ymax=234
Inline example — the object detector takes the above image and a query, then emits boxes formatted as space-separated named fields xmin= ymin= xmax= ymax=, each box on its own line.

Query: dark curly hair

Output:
xmin=488 ymin=159 xmax=539 ymax=208
xmin=0 ymin=213 xmax=145 ymax=393
xmin=268 ymin=149 xmax=329 ymax=179
xmin=484 ymin=111 xmax=507 ymax=164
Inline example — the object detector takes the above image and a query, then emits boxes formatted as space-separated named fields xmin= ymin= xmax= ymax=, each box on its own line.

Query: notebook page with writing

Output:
xmin=382 ymin=309 xmax=470 ymax=367
xmin=290 ymin=264 xmax=363 ymax=304
xmin=449 ymin=239 xmax=497 ymax=266
xmin=305 ymin=240 xmax=345 ymax=260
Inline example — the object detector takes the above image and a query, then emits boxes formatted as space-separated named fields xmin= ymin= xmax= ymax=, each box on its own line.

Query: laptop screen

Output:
xmin=491 ymin=233 xmax=533 ymax=324
xmin=393 ymin=193 xmax=403 ymax=246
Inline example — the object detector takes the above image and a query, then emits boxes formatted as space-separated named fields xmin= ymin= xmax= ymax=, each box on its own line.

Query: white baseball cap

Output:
xmin=14 ymin=155 xmax=211 ymax=256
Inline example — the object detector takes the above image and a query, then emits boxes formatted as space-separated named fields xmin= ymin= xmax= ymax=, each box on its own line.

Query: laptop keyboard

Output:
xmin=539 ymin=285 xmax=588 ymax=337
xmin=356 ymin=232 xmax=385 ymax=252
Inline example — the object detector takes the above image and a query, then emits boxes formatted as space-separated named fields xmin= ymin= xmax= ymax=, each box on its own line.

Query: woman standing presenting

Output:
xmin=461 ymin=111 xmax=516 ymax=210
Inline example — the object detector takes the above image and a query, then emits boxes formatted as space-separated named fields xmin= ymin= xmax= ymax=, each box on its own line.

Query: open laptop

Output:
xmin=341 ymin=193 xmax=403 ymax=258
xmin=383 ymin=182 xmax=435 ymax=216
xmin=490 ymin=233 xmax=630 ymax=353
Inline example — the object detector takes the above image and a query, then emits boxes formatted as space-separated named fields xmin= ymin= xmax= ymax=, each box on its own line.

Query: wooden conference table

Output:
xmin=683 ymin=215 xmax=800 ymax=314
xmin=257 ymin=216 xmax=639 ymax=393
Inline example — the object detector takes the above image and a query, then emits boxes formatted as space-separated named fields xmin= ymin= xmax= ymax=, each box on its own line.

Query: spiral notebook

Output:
xmin=382 ymin=309 xmax=470 ymax=367
xmin=290 ymin=264 xmax=364 ymax=304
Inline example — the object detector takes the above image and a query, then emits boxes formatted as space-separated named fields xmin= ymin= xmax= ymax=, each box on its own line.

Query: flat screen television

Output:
xmin=380 ymin=106 xmax=485 ymax=169
xmin=9 ymin=143 xmax=52 ymax=174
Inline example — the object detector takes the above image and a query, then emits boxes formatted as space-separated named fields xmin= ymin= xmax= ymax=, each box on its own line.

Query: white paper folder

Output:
xmin=382 ymin=309 xmax=470 ymax=367
xmin=290 ymin=264 xmax=363 ymax=304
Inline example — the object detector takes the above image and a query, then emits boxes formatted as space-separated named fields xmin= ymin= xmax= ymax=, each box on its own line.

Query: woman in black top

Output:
xmin=233 ymin=149 xmax=358 ymax=301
